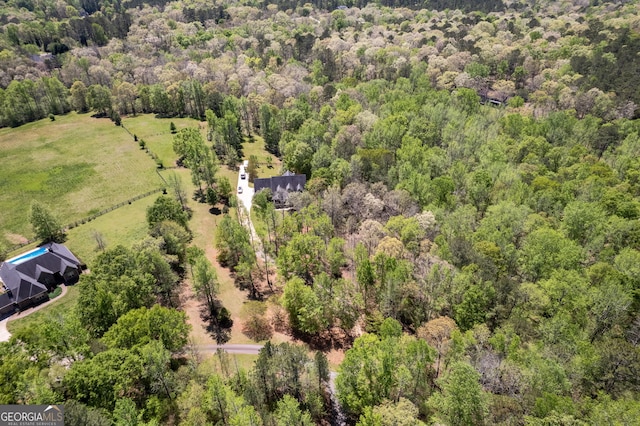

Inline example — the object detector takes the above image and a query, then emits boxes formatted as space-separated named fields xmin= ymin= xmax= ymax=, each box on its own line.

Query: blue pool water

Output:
xmin=6 ymin=246 xmax=49 ymax=265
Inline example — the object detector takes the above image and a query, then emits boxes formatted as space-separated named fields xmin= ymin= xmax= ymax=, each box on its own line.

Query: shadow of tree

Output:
xmin=200 ymin=300 xmax=233 ymax=344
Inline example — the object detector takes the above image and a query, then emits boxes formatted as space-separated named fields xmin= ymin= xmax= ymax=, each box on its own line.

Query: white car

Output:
xmin=241 ymin=173 xmax=246 ymax=179
xmin=238 ymin=187 xmax=243 ymax=194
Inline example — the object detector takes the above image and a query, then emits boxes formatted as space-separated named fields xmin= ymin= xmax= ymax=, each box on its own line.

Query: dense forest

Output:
xmin=2 ymin=0 xmax=640 ymax=425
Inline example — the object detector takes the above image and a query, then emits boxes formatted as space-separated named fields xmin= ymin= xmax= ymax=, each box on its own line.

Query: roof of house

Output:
xmin=0 ymin=243 xmax=82 ymax=309
xmin=254 ymin=172 xmax=307 ymax=194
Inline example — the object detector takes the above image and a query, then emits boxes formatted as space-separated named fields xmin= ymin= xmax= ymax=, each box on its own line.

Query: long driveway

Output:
xmin=236 ymin=165 xmax=273 ymax=265
xmin=237 ymin=165 xmax=254 ymax=212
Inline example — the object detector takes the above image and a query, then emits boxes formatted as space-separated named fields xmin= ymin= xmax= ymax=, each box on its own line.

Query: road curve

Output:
xmin=0 ymin=284 xmax=69 ymax=342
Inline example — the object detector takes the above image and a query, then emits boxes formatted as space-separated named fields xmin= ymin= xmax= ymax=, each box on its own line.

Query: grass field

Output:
xmin=0 ymin=113 xmax=164 ymax=243
xmin=64 ymin=194 xmax=157 ymax=265
xmin=122 ymin=115 xmax=203 ymax=167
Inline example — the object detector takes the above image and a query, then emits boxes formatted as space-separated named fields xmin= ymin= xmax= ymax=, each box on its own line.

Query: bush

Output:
xmin=48 ymin=113 xmax=55 ymax=121
xmin=243 ymin=314 xmax=273 ymax=341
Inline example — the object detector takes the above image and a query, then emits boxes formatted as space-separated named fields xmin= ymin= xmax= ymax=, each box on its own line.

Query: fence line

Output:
xmin=120 ymin=123 xmax=169 ymax=168
xmin=5 ymin=123 xmax=177 ymax=256
xmin=5 ymin=188 xmax=165 ymax=255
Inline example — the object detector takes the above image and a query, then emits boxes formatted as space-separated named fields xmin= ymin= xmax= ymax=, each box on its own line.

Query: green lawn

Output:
xmin=6 ymin=194 xmax=158 ymax=333
xmin=241 ymin=135 xmax=282 ymax=182
xmin=122 ymin=115 xmax=203 ymax=167
xmin=7 ymin=285 xmax=80 ymax=334
xmin=64 ymin=194 xmax=157 ymax=266
xmin=0 ymin=113 xmax=164 ymax=243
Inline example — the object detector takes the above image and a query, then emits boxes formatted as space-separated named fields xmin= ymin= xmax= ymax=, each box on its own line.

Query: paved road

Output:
xmin=196 ymin=344 xmax=264 ymax=355
xmin=236 ymin=165 xmax=273 ymax=265
xmin=0 ymin=319 xmax=10 ymax=342
xmin=236 ymin=165 xmax=254 ymax=212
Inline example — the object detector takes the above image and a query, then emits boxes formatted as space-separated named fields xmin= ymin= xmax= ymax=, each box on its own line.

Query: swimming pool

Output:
xmin=6 ymin=246 xmax=49 ymax=265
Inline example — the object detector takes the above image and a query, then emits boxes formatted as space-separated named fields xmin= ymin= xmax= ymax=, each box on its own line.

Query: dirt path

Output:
xmin=0 ymin=284 xmax=69 ymax=342
xmin=179 ymin=166 xmax=257 ymax=345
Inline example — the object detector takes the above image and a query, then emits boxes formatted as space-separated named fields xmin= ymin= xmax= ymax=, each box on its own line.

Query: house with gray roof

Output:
xmin=254 ymin=171 xmax=307 ymax=206
xmin=0 ymin=243 xmax=83 ymax=318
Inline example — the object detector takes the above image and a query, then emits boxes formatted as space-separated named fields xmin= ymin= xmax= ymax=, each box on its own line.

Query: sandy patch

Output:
xmin=5 ymin=233 xmax=28 ymax=244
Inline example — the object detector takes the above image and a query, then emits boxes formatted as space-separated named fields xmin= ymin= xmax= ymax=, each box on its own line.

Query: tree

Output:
xmin=102 ymin=305 xmax=190 ymax=352
xmin=166 ymin=172 xmax=188 ymax=210
xmin=29 ymin=200 xmax=63 ymax=242
xmin=275 ymin=395 xmax=314 ymax=426
xmin=140 ymin=340 xmax=175 ymax=400
xmin=282 ymin=277 xmax=327 ymax=334
xmin=357 ymin=398 xmax=426 ymax=426
xmin=519 ymin=228 xmax=583 ymax=281
xmin=147 ymin=195 xmax=189 ymax=229
xmin=428 ymin=361 xmax=487 ymax=426
xmin=337 ymin=331 xmax=435 ymax=420
xmin=277 ymin=233 xmax=326 ymax=284
xmin=217 ymin=177 xmax=232 ymax=205
xmin=87 ymin=84 xmax=112 ymax=116
xmin=247 ymin=155 xmax=259 ymax=183
xmin=70 ymin=81 xmax=88 ymax=113
xmin=190 ymin=253 xmax=219 ymax=315
xmin=63 ymin=348 xmax=145 ymax=410
xmin=417 ymin=317 xmax=458 ymax=377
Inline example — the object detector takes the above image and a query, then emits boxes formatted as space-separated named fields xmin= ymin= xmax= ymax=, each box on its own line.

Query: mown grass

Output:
xmin=241 ymin=135 xmax=282 ymax=184
xmin=122 ymin=115 xmax=203 ymax=167
xmin=64 ymin=194 xmax=157 ymax=266
xmin=7 ymin=285 xmax=80 ymax=334
xmin=0 ymin=112 xmax=164 ymax=243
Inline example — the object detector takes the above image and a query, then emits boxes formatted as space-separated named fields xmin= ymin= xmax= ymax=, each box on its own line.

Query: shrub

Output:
xmin=243 ymin=314 xmax=273 ymax=341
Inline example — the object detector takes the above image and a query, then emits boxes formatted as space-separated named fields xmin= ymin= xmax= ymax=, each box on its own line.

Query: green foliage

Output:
xmin=357 ymin=398 xmax=426 ymax=426
xmin=29 ymin=200 xmax=64 ymax=242
xmin=428 ymin=361 xmax=488 ymax=426
xmin=277 ymin=233 xmax=326 ymax=284
xmin=282 ymin=277 xmax=327 ymax=334
xmin=63 ymin=348 xmax=145 ymax=410
xmin=274 ymin=395 xmax=314 ymax=426
xmin=519 ymin=228 xmax=584 ymax=281
xmin=102 ymin=305 xmax=190 ymax=352
xmin=146 ymin=196 xmax=189 ymax=230
xmin=337 ymin=332 xmax=435 ymax=420
xmin=76 ymin=245 xmax=156 ymax=337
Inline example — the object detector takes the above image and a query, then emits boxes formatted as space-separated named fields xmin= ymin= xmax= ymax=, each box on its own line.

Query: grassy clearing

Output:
xmin=7 ymin=285 xmax=80 ymax=334
xmin=64 ymin=194 xmax=156 ymax=266
xmin=0 ymin=112 xmax=163 ymax=242
xmin=122 ymin=115 xmax=203 ymax=167
xmin=241 ymin=135 xmax=282 ymax=182
xmin=198 ymin=352 xmax=258 ymax=375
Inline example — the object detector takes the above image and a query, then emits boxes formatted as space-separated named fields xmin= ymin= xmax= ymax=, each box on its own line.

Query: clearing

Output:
xmin=0 ymin=112 xmax=164 ymax=242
